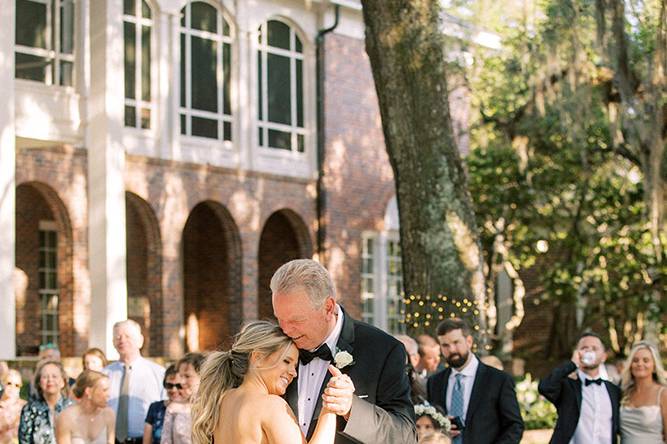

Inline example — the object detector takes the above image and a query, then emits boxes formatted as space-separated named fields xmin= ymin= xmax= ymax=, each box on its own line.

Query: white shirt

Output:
xmin=104 ymin=356 xmax=165 ymax=439
xmin=297 ymin=304 xmax=344 ymax=435
xmin=445 ymin=354 xmax=479 ymax=419
xmin=570 ymin=369 xmax=613 ymax=444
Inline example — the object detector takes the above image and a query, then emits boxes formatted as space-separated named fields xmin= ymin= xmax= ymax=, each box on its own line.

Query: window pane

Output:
xmin=296 ymin=59 xmax=303 ymax=127
xmin=191 ymin=116 xmax=218 ymax=139
xmin=124 ymin=22 xmax=136 ymax=99
xmin=223 ymin=121 xmax=231 ymax=141
xmin=267 ymin=20 xmax=290 ymax=50
xmin=258 ymin=127 xmax=264 ymax=146
xmin=60 ymin=0 xmax=75 ymax=54
xmin=267 ymin=53 xmax=291 ymax=125
xmin=191 ymin=36 xmax=217 ymax=112
xmin=16 ymin=0 xmax=47 ymax=48
xmin=140 ymin=108 xmax=150 ymax=129
xmin=257 ymin=52 xmax=263 ymax=120
xmin=268 ymin=129 xmax=291 ymax=150
xmin=223 ymin=17 xmax=230 ymax=36
xmin=180 ymin=114 xmax=187 ymax=135
xmin=124 ymin=0 xmax=135 ymax=15
xmin=125 ymin=105 xmax=136 ymax=127
xmin=223 ymin=43 xmax=231 ymax=115
xmin=142 ymin=0 xmax=151 ymax=18
xmin=141 ymin=25 xmax=151 ymax=101
xmin=297 ymin=134 xmax=304 ymax=153
xmin=190 ymin=2 xmax=217 ymax=33
xmin=15 ymin=53 xmax=47 ymax=82
xmin=180 ymin=33 xmax=186 ymax=107
xmin=295 ymin=36 xmax=303 ymax=53
xmin=59 ymin=61 xmax=73 ymax=86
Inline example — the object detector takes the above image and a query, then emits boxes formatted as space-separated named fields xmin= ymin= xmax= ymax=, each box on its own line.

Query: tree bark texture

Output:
xmin=360 ymin=0 xmax=487 ymax=338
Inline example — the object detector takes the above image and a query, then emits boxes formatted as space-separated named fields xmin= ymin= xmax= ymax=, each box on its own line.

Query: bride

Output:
xmin=192 ymin=321 xmax=338 ymax=444
xmin=55 ymin=370 xmax=115 ymax=444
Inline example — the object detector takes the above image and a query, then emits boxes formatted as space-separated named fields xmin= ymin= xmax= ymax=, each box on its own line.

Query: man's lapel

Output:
xmin=306 ymin=307 xmax=356 ymax=438
xmin=286 ymin=376 xmax=299 ymax=417
xmin=603 ymin=380 xmax=620 ymax=432
xmin=464 ymin=362 xmax=486 ymax=425
xmin=435 ymin=368 xmax=451 ymax=414
xmin=574 ymin=377 xmax=583 ymax=413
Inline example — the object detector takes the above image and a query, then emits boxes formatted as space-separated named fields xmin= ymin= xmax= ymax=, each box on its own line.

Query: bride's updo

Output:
xmin=191 ymin=320 xmax=293 ymax=444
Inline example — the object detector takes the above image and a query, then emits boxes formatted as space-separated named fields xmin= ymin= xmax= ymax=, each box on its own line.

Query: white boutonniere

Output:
xmin=333 ymin=349 xmax=354 ymax=369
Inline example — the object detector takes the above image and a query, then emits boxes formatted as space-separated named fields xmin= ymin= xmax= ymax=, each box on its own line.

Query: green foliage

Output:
xmin=516 ymin=374 xmax=557 ymax=430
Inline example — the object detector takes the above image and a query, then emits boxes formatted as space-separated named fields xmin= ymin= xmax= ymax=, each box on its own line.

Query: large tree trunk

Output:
xmin=360 ymin=0 xmax=487 ymax=341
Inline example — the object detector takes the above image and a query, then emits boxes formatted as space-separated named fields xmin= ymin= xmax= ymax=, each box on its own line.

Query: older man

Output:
xmin=271 ymin=259 xmax=417 ymax=444
xmin=104 ymin=320 xmax=164 ymax=444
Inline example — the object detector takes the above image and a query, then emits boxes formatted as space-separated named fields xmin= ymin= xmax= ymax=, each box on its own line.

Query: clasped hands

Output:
xmin=322 ymin=365 xmax=355 ymax=420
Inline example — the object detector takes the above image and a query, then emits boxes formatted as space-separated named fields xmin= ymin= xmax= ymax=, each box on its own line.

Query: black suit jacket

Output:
xmin=538 ymin=361 xmax=620 ymax=444
xmin=426 ymin=359 xmax=524 ymax=444
xmin=285 ymin=309 xmax=417 ymax=444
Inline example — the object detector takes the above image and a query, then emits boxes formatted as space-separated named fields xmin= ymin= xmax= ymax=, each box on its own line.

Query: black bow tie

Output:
xmin=585 ymin=378 xmax=603 ymax=386
xmin=299 ymin=343 xmax=333 ymax=365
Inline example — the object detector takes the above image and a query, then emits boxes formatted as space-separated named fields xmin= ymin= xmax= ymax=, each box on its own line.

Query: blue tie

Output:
xmin=450 ymin=373 xmax=464 ymax=444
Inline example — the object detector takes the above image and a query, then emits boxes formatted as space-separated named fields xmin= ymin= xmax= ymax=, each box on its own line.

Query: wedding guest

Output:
xmin=29 ymin=344 xmax=66 ymax=400
xmin=396 ymin=334 xmax=427 ymax=404
xmin=105 ymin=320 xmax=164 ymax=444
xmin=427 ymin=318 xmax=524 ymax=444
xmin=18 ymin=361 xmax=73 ymax=444
xmin=619 ymin=341 xmax=667 ymax=443
xmin=538 ymin=331 xmax=620 ymax=444
xmin=161 ymin=353 xmax=204 ymax=444
xmin=83 ymin=348 xmax=108 ymax=373
xmin=0 ymin=369 xmax=26 ymax=443
xmin=142 ymin=365 xmax=180 ymax=444
xmin=419 ymin=432 xmax=452 ymax=444
xmin=0 ymin=362 xmax=8 ymax=399
xmin=414 ymin=403 xmax=449 ymax=441
xmin=417 ymin=335 xmax=442 ymax=377
xmin=191 ymin=320 xmax=337 ymax=443
xmin=271 ymin=259 xmax=416 ymax=443
xmin=55 ymin=370 xmax=115 ymax=444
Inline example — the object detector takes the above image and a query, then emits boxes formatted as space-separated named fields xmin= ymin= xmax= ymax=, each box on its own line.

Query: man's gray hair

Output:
xmin=113 ymin=319 xmax=143 ymax=339
xmin=270 ymin=259 xmax=336 ymax=306
xmin=395 ymin=334 xmax=419 ymax=356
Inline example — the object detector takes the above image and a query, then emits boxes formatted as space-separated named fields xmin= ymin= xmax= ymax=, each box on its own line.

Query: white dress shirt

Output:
xmin=445 ymin=354 xmax=479 ymax=419
xmin=104 ymin=356 xmax=165 ymax=439
xmin=297 ymin=304 xmax=344 ymax=435
xmin=570 ymin=369 xmax=613 ymax=444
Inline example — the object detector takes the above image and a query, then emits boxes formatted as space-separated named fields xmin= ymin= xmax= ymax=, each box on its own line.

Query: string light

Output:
xmin=402 ymin=293 xmax=483 ymax=339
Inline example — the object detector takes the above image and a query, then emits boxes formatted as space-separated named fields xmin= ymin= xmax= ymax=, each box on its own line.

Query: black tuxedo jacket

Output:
xmin=538 ymin=361 xmax=620 ymax=444
xmin=285 ymin=309 xmax=417 ymax=444
xmin=426 ymin=360 xmax=524 ymax=444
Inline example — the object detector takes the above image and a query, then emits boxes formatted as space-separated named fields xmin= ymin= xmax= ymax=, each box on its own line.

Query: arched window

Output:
xmin=180 ymin=1 xmax=232 ymax=141
xmin=257 ymin=20 xmax=305 ymax=152
xmin=15 ymin=0 xmax=75 ymax=86
xmin=123 ymin=0 xmax=153 ymax=129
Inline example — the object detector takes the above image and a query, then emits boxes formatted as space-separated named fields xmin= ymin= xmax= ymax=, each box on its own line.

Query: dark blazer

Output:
xmin=426 ymin=359 xmax=524 ymax=444
xmin=285 ymin=308 xmax=417 ymax=444
xmin=538 ymin=361 xmax=620 ymax=444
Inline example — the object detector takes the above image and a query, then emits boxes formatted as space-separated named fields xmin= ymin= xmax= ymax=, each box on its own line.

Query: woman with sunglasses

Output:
xmin=0 ymin=369 xmax=26 ymax=444
xmin=142 ymin=365 xmax=181 ymax=444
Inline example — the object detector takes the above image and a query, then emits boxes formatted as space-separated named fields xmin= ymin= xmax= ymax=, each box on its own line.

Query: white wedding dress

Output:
xmin=620 ymin=388 xmax=665 ymax=444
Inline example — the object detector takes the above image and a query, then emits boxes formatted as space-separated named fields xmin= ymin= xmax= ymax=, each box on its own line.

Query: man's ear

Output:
xmin=325 ymin=296 xmax=336 ymax=314
xmin=466 ymin=335 xmax=474 ymax=349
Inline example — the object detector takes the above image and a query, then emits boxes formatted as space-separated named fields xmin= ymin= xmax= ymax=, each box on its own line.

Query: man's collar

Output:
xmin=577 ymin=365 xmax=609 ymax=383
xmin=451 ymin=354 xmax=479 ymax=378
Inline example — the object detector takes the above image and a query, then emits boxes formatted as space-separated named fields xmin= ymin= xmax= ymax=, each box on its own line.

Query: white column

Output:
xmin=0 ymin=1 xmax=16 ymax=359
xmin=88 ymin=1 xmax=128 ymax=358
xmin=157 ymin=6 xmax=180 ymax=159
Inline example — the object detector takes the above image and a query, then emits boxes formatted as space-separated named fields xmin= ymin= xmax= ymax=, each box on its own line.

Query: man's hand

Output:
xmin=571 ymin=349 xmax=582 ymax=368
xmin=322 ymin=365 xmax=355 ymax=420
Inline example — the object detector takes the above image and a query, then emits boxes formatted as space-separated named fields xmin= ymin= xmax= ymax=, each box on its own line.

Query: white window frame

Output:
xmin=361 ymin=233 xmax=377 ymax=325
xmin=257 ymin=19 xmax=307 ymax=153
xmin=38 ymin=221 xmax=59 ymax=347
xmin=15 ymin=0 xmax=76 ymax=87
xmin=123 ymin=0 xmax=154 ymax=130
xmin=179 ymin=0 xmax=233 ymax=144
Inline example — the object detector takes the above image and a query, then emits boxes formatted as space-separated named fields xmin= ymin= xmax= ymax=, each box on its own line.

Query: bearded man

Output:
xmin=426 ymin=318 xmax=524 ymax=444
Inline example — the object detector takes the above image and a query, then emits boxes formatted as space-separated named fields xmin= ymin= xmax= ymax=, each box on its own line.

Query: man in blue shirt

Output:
xmin=105 ymin=320 xmax=164 ymax=444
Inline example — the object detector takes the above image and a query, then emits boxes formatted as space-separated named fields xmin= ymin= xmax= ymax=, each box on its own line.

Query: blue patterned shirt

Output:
xmin=18 ymin=396 xmax=73 ymax=444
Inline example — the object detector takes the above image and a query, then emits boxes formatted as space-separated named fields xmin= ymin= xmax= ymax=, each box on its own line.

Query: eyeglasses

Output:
xmin=164 ymin=383 xmax=182 ymax=390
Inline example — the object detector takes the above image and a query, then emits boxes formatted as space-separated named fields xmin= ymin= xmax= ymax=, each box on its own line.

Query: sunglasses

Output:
xmin=164 ymin=382 xmax=183 ymax=390
xmin=4 ymin=381 xmax=22 ymax=388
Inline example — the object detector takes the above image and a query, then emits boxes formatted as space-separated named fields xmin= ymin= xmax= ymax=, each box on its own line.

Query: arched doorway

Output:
xmin=15 ymin=182 xmax=74 ymax=356
xmin=257 ymin=210 xmax=313 ymax=320
xmin=125 ymin=192 xmax=162 ymax=356
xmin=182 ymin=201 xmax=241 ymax=351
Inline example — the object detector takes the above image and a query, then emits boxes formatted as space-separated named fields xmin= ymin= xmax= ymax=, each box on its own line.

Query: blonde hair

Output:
xmin=270 ymin=259 xmax=336 ymax=307
xmin=191 ymin=321 xmax=293 ymax=444
xmin=1 ymin=369 xmax=22 ymax=386
xmin=73 ymin=370 xmax=108 ymax=398
xmin=621 ymin=341 xmax=667 ymax=403
xmin=82 ymin=348 xmax=108 ymax=369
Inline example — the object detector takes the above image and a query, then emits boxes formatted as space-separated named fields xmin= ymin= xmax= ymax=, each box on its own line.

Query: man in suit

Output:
xmin=538 ymin=332 xmax=620 ymax=444
xmin=426 ymin=318 xmax=524 ymax=444
xmin=271 ymin=259 xmax=417 ymax=444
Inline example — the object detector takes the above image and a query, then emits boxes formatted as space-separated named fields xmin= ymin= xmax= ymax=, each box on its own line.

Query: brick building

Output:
xmin=1 ymin=0 xmax=524 ymax=364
